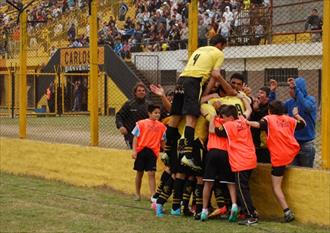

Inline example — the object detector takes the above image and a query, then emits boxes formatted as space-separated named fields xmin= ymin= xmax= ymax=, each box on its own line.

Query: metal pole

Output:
xmin=11 ymin=70 xmax=15 ymax=119
xmin=188 ymin=0 xmax=198 ymax=58
xmin=321 ymin=0 xmax=330 ymax=168
xmin=89 ymin=0 xmax=99 ymax=146
xmin=19 ymin=0 xmax=27 ymax=138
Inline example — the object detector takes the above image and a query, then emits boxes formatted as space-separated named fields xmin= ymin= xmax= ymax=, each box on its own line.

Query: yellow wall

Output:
xmin=0 ymin=137 xmax=329 ymax=226
xmin=107 ymin=76 xmax=127 ymax=113
xmin=250 ymin=164 xmax=330 ymax=226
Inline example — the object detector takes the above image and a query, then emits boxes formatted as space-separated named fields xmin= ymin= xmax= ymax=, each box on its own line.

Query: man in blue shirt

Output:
xmin=284 ymin=77 xmax=317 ymax=168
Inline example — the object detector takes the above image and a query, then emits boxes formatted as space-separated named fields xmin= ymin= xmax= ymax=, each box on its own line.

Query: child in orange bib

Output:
xmin=212 ymin=93 xmax=259 ymax=226
xmin=247 ymin=100 xmax=306 ymax=223
xmin=132 ymin=104 xmax=167 ymax=201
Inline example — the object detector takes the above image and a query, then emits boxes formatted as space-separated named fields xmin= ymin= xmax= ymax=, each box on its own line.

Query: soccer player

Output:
xmin=165 ymin=34 xmax=236 ymax=171
xmin=131 ymin=104 xmax=167 ymax=201
xmin=247 ymin=100 xmax=306 ymax=222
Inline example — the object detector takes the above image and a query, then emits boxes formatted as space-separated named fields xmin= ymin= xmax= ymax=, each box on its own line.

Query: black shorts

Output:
xmin=133 ymin=147 xmax=157 ymax=172
xmin=170 ymin=77 xmax=202 ymax=117
xmin=271 ymin=165 xmax=286 ymax=177
xmin=203 ymin=149 xmax=235 ymax=183
xmin=173 ymin=138 xmax=206 ymax=177
xmin=256 ymin=148 xmax=271 ymax=163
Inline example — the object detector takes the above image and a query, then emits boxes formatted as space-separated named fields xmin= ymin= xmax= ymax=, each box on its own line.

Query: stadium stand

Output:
xmin=0 ymin=0 xmax=323 ymax=62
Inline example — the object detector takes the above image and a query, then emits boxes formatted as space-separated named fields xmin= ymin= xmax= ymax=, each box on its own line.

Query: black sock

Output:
xmin=166 ymin=127 xmax=179 ymax=148
xmin=184 ymin=126 xmax=195 ymax=159
xmin=182 ymin=179 xmax=196 ymax=209
xmin=195 ymin=184 xmax=203 ymax=214
xmin=220 ymin=183 xmax=232 ymax=207
xmin=172 ymin=178 xmax=185 ymax=211
xmin=214 ymin=182 xmax=226 ymax=208
xmin=157 ymin=176 xmax=174 ymax=205
xmin=283 ymin=208 xmax=290 ymax=213
xmin=154 ymin=171 xmax=171 ymax=199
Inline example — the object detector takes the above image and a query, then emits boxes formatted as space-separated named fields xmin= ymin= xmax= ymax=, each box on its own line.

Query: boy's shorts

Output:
xmin=170 ymin=77 xmax=202 ymax=117
xmin=203 ymin=149 xmax=235 ymax=183
xmin=173 ymin=138 xmax=206 ymax=177
xmin=271 ymin=165 xmax=286 ymax=177
xmin=134 ymin=147 xmax=157 ymax=172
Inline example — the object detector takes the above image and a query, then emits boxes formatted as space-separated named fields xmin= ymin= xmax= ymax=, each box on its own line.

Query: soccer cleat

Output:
xmin=170 ymin=208 xmax=181 ymax=216
xmin=238 ymin=217 xmax=258 ymax=225
xmin=228 ymin=205 xmax=239 ymax=222
xmin=284 ymin=210 xmax=295 ymax=223
xmin=183 ymin=207 xmax=194 ymax=216
xmin=194 ymin=212 xmax=201 ymax=220
xmin=208 ymin=206 xmax=227 ymax=219
xmin=156 ymin=204 xmax=164 ymax=217
xmin=181 ymin=156 xmax=202 ymax=171
xmin=200 ymin=210 xmax=208 ymax=222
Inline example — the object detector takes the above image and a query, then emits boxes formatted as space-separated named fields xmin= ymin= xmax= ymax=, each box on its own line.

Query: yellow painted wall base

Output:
xmin=0 ymin=137 xmax=329 ymax=226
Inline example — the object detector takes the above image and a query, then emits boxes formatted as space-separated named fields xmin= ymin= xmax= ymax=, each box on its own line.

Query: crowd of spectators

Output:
xmin=0 ymin=0 xmax=89 ymax=55
xmin=0 ymin=0 xmax=323 ymax=58
xmin=98 ymin=0 xmax=271 ymax=58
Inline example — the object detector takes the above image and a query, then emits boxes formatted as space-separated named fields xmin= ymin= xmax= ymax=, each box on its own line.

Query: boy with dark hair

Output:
xmin=248 ymin=100 xmax=306 ymax=222
xmin=132 ymin=104 xmax=167 ymax=201
xmin=213 ymin=96 xmax=258 ymax=225
xmin=201 ymin=106 xmax=238 ymax=222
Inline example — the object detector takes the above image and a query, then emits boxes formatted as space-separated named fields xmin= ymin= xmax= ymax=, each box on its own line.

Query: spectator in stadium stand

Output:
xmin=67 ymin=23 xmax=76 ymax=40
xmin=113 ymin=37 xmax=123 ymax=56
xmin=253 ymin=20 xmax=265 ymax=45
xmin=284 ymin=77 xmax=317 ymax=168
xmin=115 ymin=82 xmax=151 ymax=149
xmin=198 ymin=16 xmax=208 ymax=47
xmin=250 ymin=80 xmax=277 ymax=163
xmin=223 ymin=6 xmax=234 ymax=25
xmin=179 ymin=22 xmax=188 ymax=49
xmin=305 ymin=8 xmax=323 ymax=42
xmin=218 ymin=16 xmax=231 ymax=41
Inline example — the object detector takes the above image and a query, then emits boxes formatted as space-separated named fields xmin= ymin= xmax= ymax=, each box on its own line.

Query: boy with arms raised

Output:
xmin=248 ymin=100 xmax=306 ymax=222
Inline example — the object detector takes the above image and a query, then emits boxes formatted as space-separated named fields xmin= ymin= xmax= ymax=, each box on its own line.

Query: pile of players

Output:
xmin=132 ymin=35 xmax=309 ymax=226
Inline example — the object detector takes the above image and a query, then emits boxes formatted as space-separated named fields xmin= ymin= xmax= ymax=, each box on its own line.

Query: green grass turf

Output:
xmin=0 ymin=173 xmax=329 ymax=233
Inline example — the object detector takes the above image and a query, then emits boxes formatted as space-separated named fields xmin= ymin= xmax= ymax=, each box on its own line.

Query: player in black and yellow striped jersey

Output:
xmin=166 ymin=35 xmax=236 ymax=176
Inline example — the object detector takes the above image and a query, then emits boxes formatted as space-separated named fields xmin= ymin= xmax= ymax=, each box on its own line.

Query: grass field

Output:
xmin=1 ymin=173 xmax=329 ymax=233
xmin=0 ymin=115 xmax=126 ymax=148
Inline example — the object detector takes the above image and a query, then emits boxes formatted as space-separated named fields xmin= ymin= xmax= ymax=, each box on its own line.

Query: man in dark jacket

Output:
xmin=284 ymin=77 xmax=317 ymax=167
xmin=305 ymin=8 xmax=322 ymax=42
xmin=115 ymin=82 xmax=150 ymax=148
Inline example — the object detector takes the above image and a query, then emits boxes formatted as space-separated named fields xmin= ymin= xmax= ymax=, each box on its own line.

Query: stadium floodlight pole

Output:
xmin=188 ymin=0 xmax=198 ymax=58
xmin=322 ymin=0 xmax=330 ymax=169
xmin=89 ymin=0 xmax=99 ymax=146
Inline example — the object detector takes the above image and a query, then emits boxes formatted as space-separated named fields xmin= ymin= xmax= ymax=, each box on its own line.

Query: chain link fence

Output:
xmin=0 ymin=0 xmax=325 ymax=168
